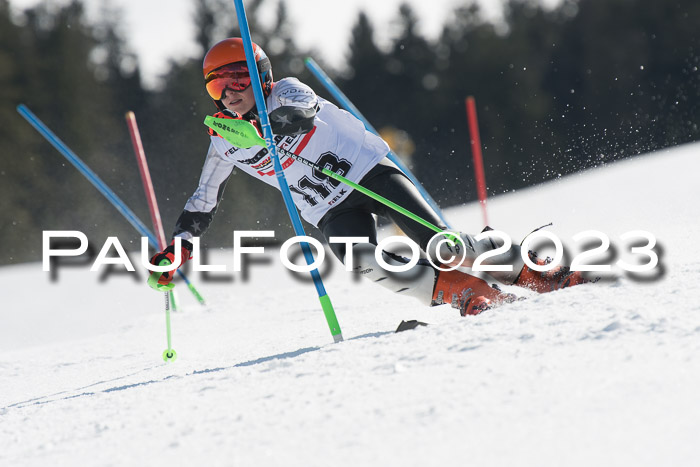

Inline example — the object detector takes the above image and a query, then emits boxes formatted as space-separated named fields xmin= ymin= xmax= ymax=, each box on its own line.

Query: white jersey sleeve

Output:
xmin=173 ymin=142 xmax=235 ymax=241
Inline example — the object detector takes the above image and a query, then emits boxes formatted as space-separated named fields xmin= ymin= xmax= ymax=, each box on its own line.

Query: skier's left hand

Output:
xmin=147 ymin=239 xmax=193 ymax=291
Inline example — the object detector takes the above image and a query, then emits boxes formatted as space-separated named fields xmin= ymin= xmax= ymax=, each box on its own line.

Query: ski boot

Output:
xmin=432 ymin=268 xmax=517 ymax=316
xmin=514 ymin=250 xmax=592 ymax=293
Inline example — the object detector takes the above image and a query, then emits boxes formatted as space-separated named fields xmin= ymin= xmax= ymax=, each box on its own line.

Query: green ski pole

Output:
xmin=148 ymin=258 xmax=177 ymax=362
xmin=204 ymin=116 xmax=456 ymax=241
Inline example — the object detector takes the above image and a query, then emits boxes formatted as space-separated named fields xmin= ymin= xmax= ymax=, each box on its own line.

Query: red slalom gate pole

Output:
xmin=126 ymin=111 xmax=178 ymax=321
xmin=125 ymin=112 xmax=206 ymax=307
xmin=465 ymin=96 xmax=489 ymax=227
xmin=125 ymin=112 xmax=167 ymax=249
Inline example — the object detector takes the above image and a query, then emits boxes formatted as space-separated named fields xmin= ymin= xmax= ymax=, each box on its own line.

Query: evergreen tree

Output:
xmin=2 ymin=0 xmax=698 ymax=265
xmin=1 ymin=1 xmax=148 ymax=263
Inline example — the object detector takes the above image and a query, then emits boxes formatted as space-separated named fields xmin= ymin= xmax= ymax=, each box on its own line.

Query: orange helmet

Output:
xmin=203 ymin=38 xmax=273 ymax=108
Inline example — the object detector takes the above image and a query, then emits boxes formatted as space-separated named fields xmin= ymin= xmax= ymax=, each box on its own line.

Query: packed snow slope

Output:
xmin=1 ymin=142 xmax=699 ymax=466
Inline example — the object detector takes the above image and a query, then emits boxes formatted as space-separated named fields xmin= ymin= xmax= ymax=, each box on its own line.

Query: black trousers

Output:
xmin=318 ymin=157 xmax=447 ymax=261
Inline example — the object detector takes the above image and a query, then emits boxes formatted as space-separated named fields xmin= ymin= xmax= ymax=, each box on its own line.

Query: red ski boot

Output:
xmin=514 ymin=251 xmax=592 ymax=293
xmin=432 ymin=269 xmax=517 ymax=316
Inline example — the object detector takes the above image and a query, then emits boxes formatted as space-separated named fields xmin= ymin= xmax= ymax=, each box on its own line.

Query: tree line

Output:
xmin=1 ymin=0 xmax=698 ymax=264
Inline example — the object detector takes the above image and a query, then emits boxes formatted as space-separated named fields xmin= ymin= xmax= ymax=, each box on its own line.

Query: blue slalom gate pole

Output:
xmin=304 ymin=57 xmax=451 ymax=229
xmin=232 ymin=0 xmax=343 ymax=343
xmin=16 ymin=104 xmax=205 ymax=304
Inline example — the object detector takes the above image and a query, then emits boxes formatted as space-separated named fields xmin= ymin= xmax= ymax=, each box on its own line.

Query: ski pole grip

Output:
xmin=147 ymin=259 xmax=176 ymax=291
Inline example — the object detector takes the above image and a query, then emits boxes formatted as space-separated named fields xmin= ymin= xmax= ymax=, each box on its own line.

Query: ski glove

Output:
xmin=269 ymin=105 xmax=317 ymax=136
xmin=208 ymin=109 xmax=264 ymax=139
xmin=147 ymin=239 xmax=193 ymax=291
xmin=207 ymin=109 xmax=241 ymax=137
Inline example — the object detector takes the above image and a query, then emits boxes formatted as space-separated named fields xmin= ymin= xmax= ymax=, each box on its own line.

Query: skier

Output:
xmin=149 ymin=37 xmax=590 ymax=315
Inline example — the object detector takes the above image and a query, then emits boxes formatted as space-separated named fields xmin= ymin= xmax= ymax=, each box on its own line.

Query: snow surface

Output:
xmin=2 ymin=143 xmax=700 ymax=466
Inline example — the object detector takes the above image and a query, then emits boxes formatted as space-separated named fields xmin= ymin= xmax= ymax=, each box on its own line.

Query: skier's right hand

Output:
xmin=207 ymin=109 xmax=241 ymax=137
xmin=147 ymin=239 xmax=193 ymax=291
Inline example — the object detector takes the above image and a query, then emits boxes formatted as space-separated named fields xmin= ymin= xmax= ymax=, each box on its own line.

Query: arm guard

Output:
xmin=269 ymin=105 xmax=317 ymax=136
xmin=268 ymin=77 xmax=319 ymax=136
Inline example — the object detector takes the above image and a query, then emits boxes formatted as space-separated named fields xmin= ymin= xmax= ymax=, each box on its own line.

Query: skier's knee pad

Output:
xmin=345 ymin=243 xmax=437 ymax=305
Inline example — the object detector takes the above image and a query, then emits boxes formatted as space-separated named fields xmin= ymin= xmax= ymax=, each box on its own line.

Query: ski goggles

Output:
xmin=205 ymin=62 xmax=252 ymax=100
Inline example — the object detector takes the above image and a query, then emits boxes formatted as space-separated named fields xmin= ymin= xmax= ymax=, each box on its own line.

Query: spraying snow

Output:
xmin=1 ymin=143 xmax=699 ymax=466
